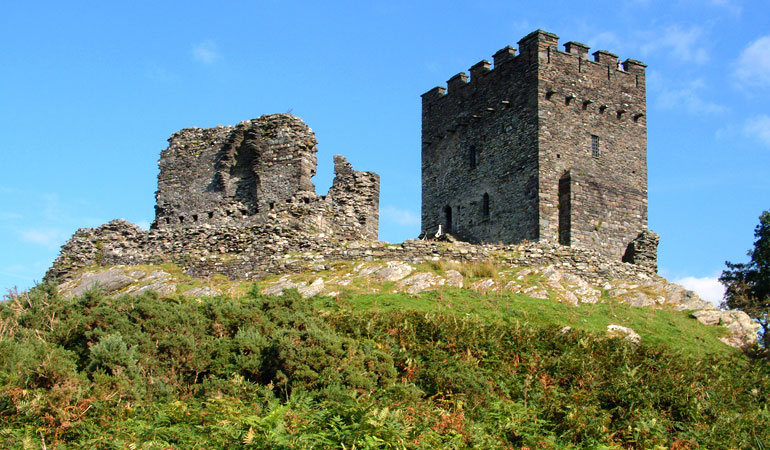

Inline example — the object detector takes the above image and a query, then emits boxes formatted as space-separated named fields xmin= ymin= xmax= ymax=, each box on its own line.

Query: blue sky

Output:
xmin=1 ymin=0 xmax=768 ymax=304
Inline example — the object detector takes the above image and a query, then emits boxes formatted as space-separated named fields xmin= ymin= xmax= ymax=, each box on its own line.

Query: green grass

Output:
xmin=319 ymin=289 xmax=732 ymax=358
xmin=0 ymin=284 xmax=766 ymax=449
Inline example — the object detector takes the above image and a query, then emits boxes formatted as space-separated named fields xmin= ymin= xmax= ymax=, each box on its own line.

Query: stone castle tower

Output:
xmin=422 ymin=30 xmax=654 ymax=262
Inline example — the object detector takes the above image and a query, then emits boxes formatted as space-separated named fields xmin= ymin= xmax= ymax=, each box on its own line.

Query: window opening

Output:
xmin=482 ymin=193 xmax=490 ymax=219
xmin=558 ymin=175 xmax=571 ymax=245
xmin=443 ymin=205 xmax=452 ymax=234
xmin=469 ymin=146 xmax=477 ymax=170
xmin=591 ymin=135 xmax=600 ymax=158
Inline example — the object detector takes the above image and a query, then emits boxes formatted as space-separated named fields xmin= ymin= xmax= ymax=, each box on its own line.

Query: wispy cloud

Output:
xmin=733 ymin=35 xmax=770 ymax=89
xmin=744 ymin=114 xmax=770 ymax=147
xmin=707 ymin=0 xmax=742 ymax=16
xmin=586 ymin=31 xmax=624 ymax=53
xmin=655 ymin=78 xmax=728 ymax=115
xmin=192 ymin=40 xmax=220 ymax=64
xmin=640 ymin=25 xmax=709 ymax=64
xmin=19 ymin=228 xmax=68 ymax=249
xmin=381 ymin=205 xmax=420 ymax=226
xmin=0 ymin=212 xmax=22 ymax=220
xmin=673 ymin=275 xmax=725 ymax=306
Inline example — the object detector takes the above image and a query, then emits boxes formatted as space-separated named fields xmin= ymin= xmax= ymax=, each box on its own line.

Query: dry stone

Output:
xmin=61 ymin=268 xmax=136 ymax=298
xmin=375 ymin=262 xmax=413 ymax=282
xmin=398 ymin=273 xmax=445 ymax=294
xmin=607 ymin=325 xmax=641 ymax=344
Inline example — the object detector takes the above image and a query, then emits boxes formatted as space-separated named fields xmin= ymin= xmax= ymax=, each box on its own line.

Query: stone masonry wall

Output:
xmin=153 ymin=114 xmax=378 ymax=240
xmin=46 ymin=219 xmax=656 ymax=286
xmin=421 ymin=43 xmax=540 ymax=243
xmin=422 ymin=30 xmax=651 ymax=264
xmin=535 ymin=32 xmax=648 ymax=260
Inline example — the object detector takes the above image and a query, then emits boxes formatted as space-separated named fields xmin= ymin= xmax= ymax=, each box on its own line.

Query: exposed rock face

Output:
xmin=692 ymin=310 xmax=761 ymax=348
xmin=607 ymin=325 xmax=642 ymax=344
xmin=53 ymin=258 xmax=760 ymax=349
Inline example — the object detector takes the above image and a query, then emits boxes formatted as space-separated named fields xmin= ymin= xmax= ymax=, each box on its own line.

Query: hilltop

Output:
xmin=1 ymin=253 xmax=768 ymax=449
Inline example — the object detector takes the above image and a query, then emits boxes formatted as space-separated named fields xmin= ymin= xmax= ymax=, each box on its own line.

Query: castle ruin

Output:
xmin=422 ymin=30 xmax=657 ymax=265
xmin=153 ymin=114 xmax=379 ymax=241
xmin=46 ymin=30 xmax=661 ymax=285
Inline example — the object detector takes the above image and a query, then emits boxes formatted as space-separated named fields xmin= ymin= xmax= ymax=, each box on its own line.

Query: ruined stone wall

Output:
xmin=422 ymin=29 xmax=650 ymax=263
xmin=421 ymin=43 xmax=540 ymax=243
xmin=154 ymin=114 xmax=318 ymax=229
xmin=535 ymin=32 xmax=648 ymax=260
xmin=45 ymin=219 xmax=656 ymax=286
xmin=328 ymin=155 xmax=380 ymax=240
xmin=152 ymin=114 xmax=378 ymax=240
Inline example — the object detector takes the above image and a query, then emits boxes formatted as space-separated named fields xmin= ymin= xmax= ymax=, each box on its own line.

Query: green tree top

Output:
xmin=720 ymin=210 xmax=770 ymax=347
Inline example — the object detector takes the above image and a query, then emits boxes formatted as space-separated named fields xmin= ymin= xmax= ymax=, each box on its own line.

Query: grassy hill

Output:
xmin=1 ymin=265 xmax=768 ymax=449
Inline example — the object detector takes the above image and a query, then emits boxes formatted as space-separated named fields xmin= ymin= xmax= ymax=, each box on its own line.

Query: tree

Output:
xmin=720 ymin=210 xmax=770 ymax=347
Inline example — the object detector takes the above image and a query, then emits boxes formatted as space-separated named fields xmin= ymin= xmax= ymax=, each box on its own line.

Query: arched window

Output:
xmin=443 ymin=205 xmax=452 ymax=233
xmin=482 ymin=193 xmax=490 ymax=219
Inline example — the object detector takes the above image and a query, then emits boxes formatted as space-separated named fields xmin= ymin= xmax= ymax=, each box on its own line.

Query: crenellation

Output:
xmin=422 ymin=29 xmax=655 ymax=267
xmin=447 ymin=72 xmax=469 ymax=92
xmin=564 ymin=41 xmax=590 ymax=58
xmin=469 ymin=60 xmax=491 ymax=81
xmin=492 ymin=45 xmax=517 ymax=66
xmin=592 ymin=49 xmax=618 ymax=64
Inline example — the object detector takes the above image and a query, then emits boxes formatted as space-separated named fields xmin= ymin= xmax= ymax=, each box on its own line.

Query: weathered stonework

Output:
xmin=154 ymin=114 xmax=379 ymax=240
xmin=422 ymin=30 xmax=653 ymax=265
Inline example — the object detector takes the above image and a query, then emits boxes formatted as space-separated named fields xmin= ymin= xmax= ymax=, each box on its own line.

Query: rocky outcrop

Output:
xmin=692 ymin=310 xmax=761 ymax=348
xmin=54 ymin=260 xmax=760 ymax=349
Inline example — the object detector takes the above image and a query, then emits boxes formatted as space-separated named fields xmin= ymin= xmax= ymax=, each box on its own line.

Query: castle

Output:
xmin=46 ymin=29 xmax=659 ymax=285
xmin=421 ymin=30 xmax=656 ymax=263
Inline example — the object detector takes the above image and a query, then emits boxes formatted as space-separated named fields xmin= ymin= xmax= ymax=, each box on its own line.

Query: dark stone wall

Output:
xmin=45 ymin=219 xmax=657 ymax=286
xmin=152 ymin=114 xmax=379 ymax=241
xmin=421 ymin=44 xmax=540 ymax=244
xmin=154 ymin=114 xmax=318 ymax=229
xmin=421 ymin=29 xmax=651 ymax=264
xmin=536 ymin=34 xmax=647 ymax=260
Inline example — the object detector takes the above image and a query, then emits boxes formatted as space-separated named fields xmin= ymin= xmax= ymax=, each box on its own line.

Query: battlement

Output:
xmin=422 ymin=30 xmax=646 ymax=107
xmin=421 ymin=30 xmax=652 ymax=265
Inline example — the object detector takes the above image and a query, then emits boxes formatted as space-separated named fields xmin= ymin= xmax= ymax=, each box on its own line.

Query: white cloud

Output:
xmin=0 ymin=212 xmax=22 ymax=220
xmin=707 ymin=0 xmax=742 ymax=16
xmin=19 ymin=228 xmax=68 ymax=249
xmin=135 ymin=220 xmax=151 ymax=230
xmin=587 ymin=31 xmax=624 ymax=53
xmin=381 ymin=205 xmax=420 ymax=226
xmin=192 ymin=40 xmax=220 ymax=64
xmin=655 ymin=78 xmax=728 ymax=115
xmin=733 ymin=35 xmax=770 ymax=88
xmin=744 ymin=114 xmax=770 ymax=147
xmin=674 ymin=275 xmax=725 ymax=306
xmin=640 ymin=25 xmax=709 ymax=64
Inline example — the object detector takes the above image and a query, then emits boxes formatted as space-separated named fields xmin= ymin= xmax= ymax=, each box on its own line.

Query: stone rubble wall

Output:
xmin=152 ymin=114 xmax=379 ymax=241
xmin=46 ymin=218 xmax=657 ymax=285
